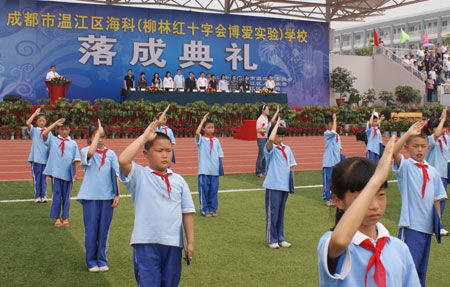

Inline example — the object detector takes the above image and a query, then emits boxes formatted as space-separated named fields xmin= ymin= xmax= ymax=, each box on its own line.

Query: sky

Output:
xmin=330 ymin=0 xmax=450 ymax=30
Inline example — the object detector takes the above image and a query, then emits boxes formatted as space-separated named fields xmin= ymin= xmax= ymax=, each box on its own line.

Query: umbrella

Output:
xmin=423 ymin=43 xmax=435 ymax=49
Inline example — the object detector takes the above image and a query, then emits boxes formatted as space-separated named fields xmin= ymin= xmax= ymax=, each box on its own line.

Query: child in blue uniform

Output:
xmin=393 ymin=121 xmax=447 ymax=286
xmin=263 ymin=118 xmax=296 ymax=249
xmin=26 ymin=108 xmax=50 ymax=203
xmin=42 ymin=118 xmax=81 ymax=227
xmin=424 ymin=112 xmax=449 ymax=236
xmin=119 ymin=121 xmax=195 ymax=287
xmin=77 ymin=120 xmax=120 ymax=273
xmin=318 ymin=137 xmax=420 ymax=286
xmin=156 ymin=105 xmax=176 ymax=164
xmin=195 ymin=113 xmax=224 ymax=217
xmin=366 ymin=109 xmax=385 ymax=164
xmin=322 ymin=113 xmax=342 ymax=207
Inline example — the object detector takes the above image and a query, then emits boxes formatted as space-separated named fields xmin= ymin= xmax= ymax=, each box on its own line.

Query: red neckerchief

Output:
xmin=152 ymin=172 xmax=172 ymax=200
xmin=438 ymin=139 xmax=444 ymax=153
xmin=359 ymin=237 xmax=388 ymax=287
xmin=96 ymin=148 xmax=108 ymax=168
xmin=416 ymin=163 xmax=430 ymax=198
xmin=39 ymin=129 xmax=44 ymax=138
xmin=276 ymin=145 xmax=288 ymax=165
xmin=57 ymin=136 xmax=70 ymax=157
xmin=373 ymin=128 xmax=378 ymax=139
xmin=336 ymin=133 xmax=339 ymax=143
xmin=163 ymin=127 xmax=168 ymax=135
xmin=443 ymin=135 xmax=448 ymax=145
xmin=203 ymin=135 xmax=215 ymax=156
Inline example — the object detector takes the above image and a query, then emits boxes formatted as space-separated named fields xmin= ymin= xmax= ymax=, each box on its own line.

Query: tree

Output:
xmin=329 ymin=67 xmax=357 ymax=100
xmin=395 ymin=86 xmax=421 ymax=105
xmin=378 ymin=90 xmax=394 ymax=105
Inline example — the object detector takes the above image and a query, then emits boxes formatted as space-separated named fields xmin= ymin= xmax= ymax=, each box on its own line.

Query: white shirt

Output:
xmin=197 ymin=77 xmax=208 ymax=88
xmin=163 ymin=77 xmax=174 ymax=89
xmin=265 ymin=79 xmax=275 ymax=89
xmin=46 ymin=71 xmax=59 ymax=80
xmin=416 ymin=49 xmax=424 ymax=58
xmin=429 ymin=70 xmax=436 ymax=80
xmin=218 ymin=80 xmax=228 ymax=91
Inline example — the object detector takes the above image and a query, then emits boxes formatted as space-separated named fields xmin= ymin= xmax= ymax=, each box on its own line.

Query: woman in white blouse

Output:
xmin=163 ymin=71 xmax=174 ymax=91
xmin=218 ymin=74 xmax=228 ymax=91
xmin=265 ymin=74 xmax=275 ymax=91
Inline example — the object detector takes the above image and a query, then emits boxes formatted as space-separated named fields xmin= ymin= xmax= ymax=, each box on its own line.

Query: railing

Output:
xmin=374 ymin=46 xmax=427 ymax=82
xmin=439 ymin=84 xmax=450 ymax=105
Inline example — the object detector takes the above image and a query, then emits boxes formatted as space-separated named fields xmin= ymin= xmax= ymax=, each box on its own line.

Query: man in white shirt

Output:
xmin=46 ymin=65 xmax=59 ymax=81
xmin=265 ymin=75 xmax=275 ymax=91
xmin=196 ymin=72 xmax=207 ymax=90
xmin=173 ymin=69 xmax=185 ymax=91
xmin=416 ymin=47 xmax=424 ymax=59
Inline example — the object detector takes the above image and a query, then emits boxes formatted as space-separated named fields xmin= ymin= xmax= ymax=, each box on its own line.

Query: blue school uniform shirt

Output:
xmin=119 ymin=162 xmax=196 ymax=247
xmin=27 ymin=126 xmax=51 ymax=164
xmin=444 ymin=133 xmax=450 ymax=161
xmin=323 ymin=130 xmax=341 ymax=168
xmin=43 ymin=134 xmax=81 ymax=181
xmin=365 ymin=122 xmax=381 ymax=155
xmin=317 ymin=222 xmax=420 ymax=287
xmin=263 ymin=143 xmax=296 ymax=192
xmin=393 ymin=155 xmax=447 ymax=234
xmin=425 ymin=135 xmax=448 ymax=179
xmin=156 ymin=126 xmax=176 ymax=144
xmin=77 ymin=147 xmax=119 ymax=200
xmin=196 ymin=135 xmax=224 ymax=176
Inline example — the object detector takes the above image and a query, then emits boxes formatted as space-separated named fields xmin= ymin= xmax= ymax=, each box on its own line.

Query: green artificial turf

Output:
xmin=0 ymin=171 xmax=448 ymax=286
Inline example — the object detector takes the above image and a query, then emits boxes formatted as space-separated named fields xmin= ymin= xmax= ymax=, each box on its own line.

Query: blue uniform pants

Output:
xmin=50 ymin=177 xmax=72 ymax=219
xmin=133 ymin=244 xmax=182 ymax=287
xmin=82 ymin=200 xmax=114 ymax=268
xmin=265 ymin=189 xmax=289 ymax=244
xmin=256 ymin=138 xmax=266 ymax=176
xmin=366 ymin=150 xmax=380 ymax=164
xmin=171 ymin=149 xmax=176 ymax=164
xmin=399 ymin=227 xmax=431 ymax=287
xmin=31 ymin=162 xmax=47 ymax=199
xmin=441 ymin=177 xmax=447 ymax=229
xmin=198 ymin=174 xmax=219 ymax=215
xmin=322 ymin=167 xmax=333 ymax=201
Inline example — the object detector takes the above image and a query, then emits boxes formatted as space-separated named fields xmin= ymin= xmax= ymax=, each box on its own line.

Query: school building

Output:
xmin=332 ymin=7 xmax=450 ymax=54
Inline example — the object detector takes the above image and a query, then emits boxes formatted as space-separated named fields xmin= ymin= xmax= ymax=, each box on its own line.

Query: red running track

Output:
xmin=0 ymin=136 xmax=391 ymax=182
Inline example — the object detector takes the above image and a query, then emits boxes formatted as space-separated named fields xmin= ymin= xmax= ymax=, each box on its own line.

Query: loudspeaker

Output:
xmin=4 ymin=94 xmax=22 ymax=102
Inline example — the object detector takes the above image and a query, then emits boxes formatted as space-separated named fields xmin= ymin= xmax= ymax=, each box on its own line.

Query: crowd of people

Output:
xmin=124 ymin=68 xmax=276 ymax=92
xmin=398 ymin=43 xmax=450 ymax=102
xmin=24 ymin=100 xmax=450 ymax=286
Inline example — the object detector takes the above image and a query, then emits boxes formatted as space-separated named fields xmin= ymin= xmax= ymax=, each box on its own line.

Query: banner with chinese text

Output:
xmin=0 ymin=0 xmax=329 ymax=107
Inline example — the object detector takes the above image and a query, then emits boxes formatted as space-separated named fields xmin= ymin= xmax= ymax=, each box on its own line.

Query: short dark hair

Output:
xmin=325 ymin=115 xmax=333 ymax=124
xmin=140 ymin=72 xmax=145 ymax=76
xmin=50 ymin=65 xmax=55 ymax=69
xmin=128 ymin=69 xmax=132 ymax=72
xmin=203 ymin=119 xmax=214 ymax=128
xmin=406 ymin=132 xmax=428 ymax=144
xmin=268 ymin=125 xmax=286 ymax=136
xmin=87 ymin=122 xmax=108 ymax=144
xmin=144 ymin=132 xmax=172 ymax=150
xmin=35 ymin=113 xmax=46 ymax=121
xmin=60 ymin=119 xmax=71 ymax=128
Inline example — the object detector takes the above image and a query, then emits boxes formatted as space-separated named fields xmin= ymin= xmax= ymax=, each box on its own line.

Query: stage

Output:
xmin=124 ymin=90 xmax=288 ymax=105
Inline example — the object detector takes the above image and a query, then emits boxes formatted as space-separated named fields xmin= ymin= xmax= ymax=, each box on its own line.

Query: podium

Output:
xmin=45 ymin=81 xmax=71 ymax=104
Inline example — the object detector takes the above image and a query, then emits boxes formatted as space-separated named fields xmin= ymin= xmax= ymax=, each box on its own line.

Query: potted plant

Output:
xmin=378 ymin=90 xmax=394 ymax=106
xmin=348 ymin=88 xmax=361 ymax=107
xmin=361 ymin=88 xmax=376 ymax=107
xmin=329 ymin=67 xmax=356 ymax=106
xmin=395 ymin=86 xmax=422 ymax=105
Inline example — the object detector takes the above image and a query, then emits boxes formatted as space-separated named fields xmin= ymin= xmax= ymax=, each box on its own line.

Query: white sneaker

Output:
xmin=88 ymin=266 xmax=100 ymax=272
xmin=99 ymin=266 xmax=109 ymax=272
xmin=440 ymin=228 xmax=449 ymax=236
xmin=268 ymin=243 xmax=280 ymax=249
xmin=279 ymin=241 xmax=292 ymax=248
xmin=41 ymin=196 xmax=48 ymax=203
xmin=34 ymin=197 xmax=40 ymax=203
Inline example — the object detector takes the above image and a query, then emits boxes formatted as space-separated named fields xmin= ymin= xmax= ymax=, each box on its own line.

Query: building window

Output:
xmin=443 ymin=20 xmax=448 ymax=27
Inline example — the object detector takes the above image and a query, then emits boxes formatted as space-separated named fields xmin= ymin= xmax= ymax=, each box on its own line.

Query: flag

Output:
xmin=400 ymin=28 xmax=410 ymax=44
xmin=373 ymin=28 xmax=379 ymax=47
xmin=423 ymin=32 xmax=429 ymax=46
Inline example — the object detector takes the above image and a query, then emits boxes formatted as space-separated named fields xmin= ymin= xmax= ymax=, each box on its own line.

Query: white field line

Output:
xmin=0 ymin=180 xmax=398 ymax=203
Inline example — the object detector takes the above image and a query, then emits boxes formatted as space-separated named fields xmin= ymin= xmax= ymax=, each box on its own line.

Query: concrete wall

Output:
xmin=329 ymin=54 xmax=425 ymax=106
xmin=329 ymin=54 xmax=373 ymax=106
